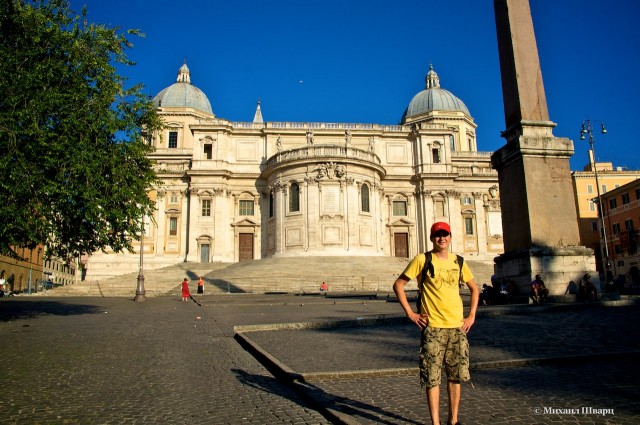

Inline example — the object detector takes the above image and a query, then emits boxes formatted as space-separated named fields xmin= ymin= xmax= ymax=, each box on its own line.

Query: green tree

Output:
xmin=0 ymin=0 xmax=163 ymax=260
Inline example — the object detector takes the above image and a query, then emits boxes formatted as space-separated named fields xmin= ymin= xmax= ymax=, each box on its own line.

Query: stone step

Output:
xmin=47 ymin=256 xmax=496 ymax=297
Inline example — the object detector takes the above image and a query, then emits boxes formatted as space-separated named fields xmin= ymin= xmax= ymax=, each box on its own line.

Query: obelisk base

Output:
xmin=494 ymin=245 xmax=599 ymax=296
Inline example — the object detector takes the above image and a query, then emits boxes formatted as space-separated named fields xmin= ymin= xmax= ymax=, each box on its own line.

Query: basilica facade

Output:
xmin=85 ymin=63 xmax=503 ymax=279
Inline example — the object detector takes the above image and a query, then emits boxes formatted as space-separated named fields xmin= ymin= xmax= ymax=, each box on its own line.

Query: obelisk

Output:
xmin=492 ymin=0 xmax=597 ymax=294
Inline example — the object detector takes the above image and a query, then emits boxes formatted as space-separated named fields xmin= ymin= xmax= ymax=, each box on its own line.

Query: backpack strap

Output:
xmin=417 ymin=252 xmax=432 ymax=314
xmin=456 ymin=254 xmax=465 ymax=284
xmin=417 ymin=252 xmax=465 ymax=313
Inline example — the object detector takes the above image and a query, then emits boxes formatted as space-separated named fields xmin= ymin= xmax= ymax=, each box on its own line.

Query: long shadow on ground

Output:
xmin=0 ymin=300 xmax=102 ymax=322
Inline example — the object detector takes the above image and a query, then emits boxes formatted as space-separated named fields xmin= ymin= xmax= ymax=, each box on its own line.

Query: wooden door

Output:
xmin=394 ymin=233 xmax=409 ymax=258
xmin=239 ymin=233 xmax=254 ymax=262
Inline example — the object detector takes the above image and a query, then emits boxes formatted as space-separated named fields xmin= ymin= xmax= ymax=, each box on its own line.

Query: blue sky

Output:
xmin=72 ymin=0 xmax=640 ymax=171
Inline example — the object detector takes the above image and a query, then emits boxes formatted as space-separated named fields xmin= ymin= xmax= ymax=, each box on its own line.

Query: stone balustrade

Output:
xmin=265 ymin=144 xmax=381 ymax=169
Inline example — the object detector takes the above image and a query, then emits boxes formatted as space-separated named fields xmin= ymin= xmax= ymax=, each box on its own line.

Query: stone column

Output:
xmin=473 ymin=192 xmax=488 ymax=255
xmin=492 ymin=0 xmax=597 ymax=294
xmin=273 ymin=180 xmax=285 ymax=255
xmin=186 ymin=187 xmax=198 ymax=262
xmin=155 ymin=190 xmax=166 ymax=257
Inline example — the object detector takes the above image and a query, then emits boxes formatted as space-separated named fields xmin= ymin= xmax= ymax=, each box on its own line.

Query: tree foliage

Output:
xmin=0 ymin=0 xmax=163 ymax=260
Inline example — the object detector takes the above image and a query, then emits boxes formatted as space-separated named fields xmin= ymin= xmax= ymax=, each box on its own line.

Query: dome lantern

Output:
xmin=152 ymin=62 xmax=213 ymax=116
xmin=402 ymin=65 xmax=470 ymax=123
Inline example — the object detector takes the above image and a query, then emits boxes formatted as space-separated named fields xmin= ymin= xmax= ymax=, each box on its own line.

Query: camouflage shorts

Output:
xmin=419 ymin=327 xmax=470 ymax=389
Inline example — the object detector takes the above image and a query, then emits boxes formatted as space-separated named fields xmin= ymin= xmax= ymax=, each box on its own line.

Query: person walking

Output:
xmin=392 ymin=221 xmax=479 ymax=425
xmin=181 ymin=278 xmax=191 ymax=302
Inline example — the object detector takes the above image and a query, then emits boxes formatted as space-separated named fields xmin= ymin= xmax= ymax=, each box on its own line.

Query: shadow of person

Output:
xmin=232 ymin=368 xmax=422 ymax=425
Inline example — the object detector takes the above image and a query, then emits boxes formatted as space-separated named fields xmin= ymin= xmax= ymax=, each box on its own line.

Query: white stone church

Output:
xmin=85 ymin=63 xmax=504 ymax=280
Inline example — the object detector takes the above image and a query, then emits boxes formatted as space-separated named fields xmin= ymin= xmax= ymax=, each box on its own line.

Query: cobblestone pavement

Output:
xmin=0 ymin=295 xmax=638 ymax=424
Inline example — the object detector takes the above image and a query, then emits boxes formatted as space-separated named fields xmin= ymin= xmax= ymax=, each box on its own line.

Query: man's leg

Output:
xmin=447 ymin=380 xmax=461 ymax=425
xmin=427 ymin=385 xmax=440 ymax=425
xmin=421 ymin=327 xmax=446 ymax=425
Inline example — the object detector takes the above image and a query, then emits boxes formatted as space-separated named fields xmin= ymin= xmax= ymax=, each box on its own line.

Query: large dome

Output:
xmin=403 ymin=65 xmax=469 ymax=121
xmin=153 ymin=63 xmax=213 ymax=115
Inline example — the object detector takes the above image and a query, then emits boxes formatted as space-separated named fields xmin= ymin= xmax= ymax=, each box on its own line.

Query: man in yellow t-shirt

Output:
xmin=393 ymin=221 xmax=479 ymax=425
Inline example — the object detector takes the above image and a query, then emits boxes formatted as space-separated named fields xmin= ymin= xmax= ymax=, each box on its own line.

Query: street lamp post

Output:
xmin=580 ymin=119 xmax=609 ymax=282
xmin=134 ymin=214 xmax=147 ymax=302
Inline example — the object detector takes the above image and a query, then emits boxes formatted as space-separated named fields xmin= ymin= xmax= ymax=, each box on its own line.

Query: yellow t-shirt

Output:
xmin=402 ymin=252 xmax=474 ymax=328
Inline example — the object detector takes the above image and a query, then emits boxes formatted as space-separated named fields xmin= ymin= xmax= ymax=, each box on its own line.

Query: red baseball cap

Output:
xmin=431 ymin=221 xmax=451 ymax=235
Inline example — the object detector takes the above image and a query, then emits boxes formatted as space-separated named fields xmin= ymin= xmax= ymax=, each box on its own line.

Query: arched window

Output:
xmin=361 ymin=184 xmax=370 ymax=213
xmin=289 ymin=182 xmax=300 ymax=212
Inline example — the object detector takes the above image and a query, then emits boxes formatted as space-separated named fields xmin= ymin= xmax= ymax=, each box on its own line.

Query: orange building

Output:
xmin=0 ymin=246 xmax=44 ymax=294
xmin=572 ymin=162 xmax=640 ymax=277
xmin=599 ymin=179 xmax=640 ymax=286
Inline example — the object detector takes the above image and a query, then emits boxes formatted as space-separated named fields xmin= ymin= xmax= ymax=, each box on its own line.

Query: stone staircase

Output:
xmin=49 ymin=262 xmax=232 ymax=297
xmin=45 ymin=256 xmax=496 ymax=297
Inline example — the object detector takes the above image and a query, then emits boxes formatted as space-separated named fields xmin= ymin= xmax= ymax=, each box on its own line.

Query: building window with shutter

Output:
xmin=465 ymin=217 xmax=474 ymax=235
xmin=393 ymin=200 xmax=407 ymax=216
xmin=239 ymin=200 xmax=254 ymax=216
xmin=202 ymin=199 xmax=211 ymax=217
xmin=169 ymin=217 xmax=178 ymax=236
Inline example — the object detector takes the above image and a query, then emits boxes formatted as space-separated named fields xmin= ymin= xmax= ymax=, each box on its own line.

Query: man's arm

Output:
xmin=393 ymin=273 xmax=427 ymax=329
xmin=462 ymin=278 xmax=479 ymax=333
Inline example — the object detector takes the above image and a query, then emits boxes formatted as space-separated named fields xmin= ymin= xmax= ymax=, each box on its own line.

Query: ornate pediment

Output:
xmin=232 ymin=218 xmax=260 ymax=227
xmin=388 ymin=217 xmax=415 ymax=227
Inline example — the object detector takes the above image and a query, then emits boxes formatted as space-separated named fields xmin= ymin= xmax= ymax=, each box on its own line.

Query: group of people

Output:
xmin=480 ymin=277 xmax=515 ymax=306
xmin=180 ymin=276 xmax=205 ymax=302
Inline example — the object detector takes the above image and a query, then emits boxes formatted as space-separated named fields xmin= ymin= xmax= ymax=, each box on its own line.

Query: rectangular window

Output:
xmin=587 ymin=184 xmax=593 ymax=194
xmin=622 ymin=193 xmax=630 ymax=205
xmin=589 ymin=200 xmax=595 ymax=212
xmin=602 ymin=184 xmax=607 ymax=193
xmin=464 ymin=217 xmax=474 ymax=235
xmin=432 ymin=148 xmax=440 ymax=164
xmin=435 ymin=200 xmax=445 ymax=217
xmin=591 ymin=221 xmax=598 ymax=232
xmin=609 ymin=198 xmax=617 ymax=209
xmin=202 ymin=199 xmax=211 ymax=217
xmin=615 ymin=244 xmax=622 ymax=254
xmin=204 ymin=144 xmax=212 ymax=159
xmin=289 ymin=183 xmax=300 ymax=212
xmin=239 ymin=200 xmax=254 ymax=216
xmin=449 ymin=135 xmax=455 ymax=151
xmin=393 ymin=201 xmax=407 ymax=216
xmin=168 ymin=131 xmax=178 ymax=148
xmin=636 ymin=188 xmax=640 ymax=201
xmin=269 ymin=193 xmax=274 ymax=218
xmin=612 ymin=223 xmax=620 ymax=235
xmin=169 ymin=217 xmax=178 ymax=236
xmin=361 ymin=184 xmax=370 ymax=213
xmin=625 ymin=219 xmax=634 ymax=231
xmin=170 ymin=194 xmax=178 ymax=204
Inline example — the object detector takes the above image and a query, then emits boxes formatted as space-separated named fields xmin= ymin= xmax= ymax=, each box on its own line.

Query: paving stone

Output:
xmin=0 ymin=295 xmax=638 ymax=424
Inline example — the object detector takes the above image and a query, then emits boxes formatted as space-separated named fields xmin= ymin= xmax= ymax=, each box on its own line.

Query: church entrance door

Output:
xmin=394 ymin=233 xmax=408 ymax=258
xmin=239 ymin=233 xmax=253 ymax=262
